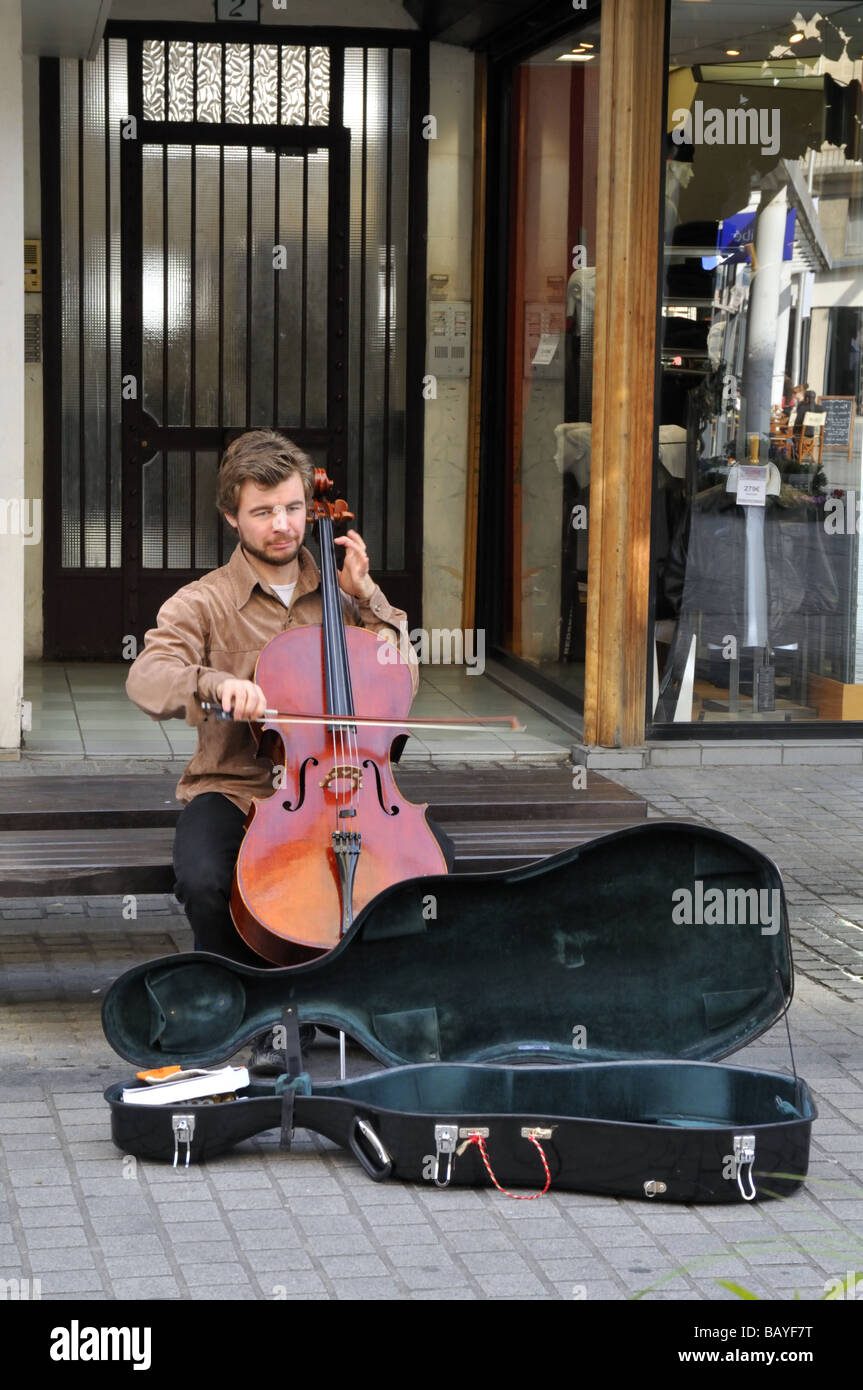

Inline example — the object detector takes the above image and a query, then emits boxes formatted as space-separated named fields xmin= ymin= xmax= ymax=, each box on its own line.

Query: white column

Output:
xmin=773 ymin=259 xmax=793 ymax=404
xmin=742 ymin=185 xmax=788 ymax=434
xmin=0 ymin=1 xmax=25 ymax=752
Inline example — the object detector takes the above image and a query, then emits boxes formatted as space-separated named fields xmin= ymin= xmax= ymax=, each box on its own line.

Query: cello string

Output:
xmin=325 ymin=518 xmax=344 ymax=832
xmin=330 ymin=518 xmax=353 ymax=827
xmin=332 ymin=514 xmax=359 ymax=822
xmin=322 ymin=510 xmax=361 ymax=829
xmin=320 ymin=516 xmax=337 ymax=829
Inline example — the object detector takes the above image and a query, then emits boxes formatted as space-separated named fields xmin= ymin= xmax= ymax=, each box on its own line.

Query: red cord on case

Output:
xmin=467 ymin=1133 xmax=551 ymax=1200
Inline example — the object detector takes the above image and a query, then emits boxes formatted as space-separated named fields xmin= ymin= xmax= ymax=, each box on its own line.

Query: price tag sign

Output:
xmin=532 ymin=333 xmax=559 ymax=367
xmin=736 ymin=465 xmax=768 ymax=506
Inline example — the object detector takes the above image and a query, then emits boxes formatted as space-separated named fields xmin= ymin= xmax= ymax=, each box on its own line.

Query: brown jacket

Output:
xmin=125 ymin=543 xmax=417 ymax=812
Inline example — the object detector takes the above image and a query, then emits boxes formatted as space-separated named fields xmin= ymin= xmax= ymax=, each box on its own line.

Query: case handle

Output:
xmin=348 ymin=1116 xmax=393 ymax=1182
xmin=462 ymin=1129 xmax=552 ymax=1200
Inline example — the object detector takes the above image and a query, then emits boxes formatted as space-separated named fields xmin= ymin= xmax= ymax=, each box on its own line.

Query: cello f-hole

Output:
xmin=362 ymin=758 xmax=399 ymax=817
xmin=282 ymin=756 xmax=319 ymax=812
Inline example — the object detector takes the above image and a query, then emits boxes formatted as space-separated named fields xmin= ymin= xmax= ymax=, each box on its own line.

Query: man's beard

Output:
xmin=235 ymin=526 xmax=303 ymax=569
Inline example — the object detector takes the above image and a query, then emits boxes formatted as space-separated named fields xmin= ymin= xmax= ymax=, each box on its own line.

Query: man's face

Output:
xmin=224 ymin=474 xmax=308 ymax=568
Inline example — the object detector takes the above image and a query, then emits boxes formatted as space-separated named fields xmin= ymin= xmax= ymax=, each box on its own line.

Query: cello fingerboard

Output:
xmin=317 ymin=515 xmax=356 ymax=720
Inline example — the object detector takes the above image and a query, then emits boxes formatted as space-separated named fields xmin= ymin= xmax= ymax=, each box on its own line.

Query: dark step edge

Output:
xmin=0 ymin=799 xmax=646 ymax=831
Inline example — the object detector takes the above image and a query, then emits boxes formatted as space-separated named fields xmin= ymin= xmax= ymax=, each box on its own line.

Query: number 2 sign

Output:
xmin=216 ymin=0 xmax=260 ymax=20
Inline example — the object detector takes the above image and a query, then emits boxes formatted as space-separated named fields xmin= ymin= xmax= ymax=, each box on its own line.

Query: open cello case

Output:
xmin=102 ymin=821 xmax=815 ymax=1203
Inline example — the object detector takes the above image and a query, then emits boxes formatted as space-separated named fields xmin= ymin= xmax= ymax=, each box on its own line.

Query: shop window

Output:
xmin=653 ymin=4 xmax=863 ymax=726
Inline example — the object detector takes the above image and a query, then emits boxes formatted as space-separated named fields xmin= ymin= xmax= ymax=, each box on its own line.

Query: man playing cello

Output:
xmin=126 ymin=430 xmax=447 ymax=1061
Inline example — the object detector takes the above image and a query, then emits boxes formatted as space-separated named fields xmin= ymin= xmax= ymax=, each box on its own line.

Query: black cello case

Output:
xmin=102 ymin=821 xmax=815 ymax=1203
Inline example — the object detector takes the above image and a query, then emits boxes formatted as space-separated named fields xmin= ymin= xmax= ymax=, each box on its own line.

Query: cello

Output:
xmin=205 ymin=471 xmax=469 ymax=965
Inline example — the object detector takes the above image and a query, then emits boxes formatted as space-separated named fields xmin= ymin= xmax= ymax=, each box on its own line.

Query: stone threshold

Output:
xmin=575 ymin=739 xmax=863 ymax=769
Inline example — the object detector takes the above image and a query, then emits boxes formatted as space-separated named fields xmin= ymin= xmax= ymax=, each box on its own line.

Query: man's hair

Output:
xmin=216 ymin=430 xmax=315 ymax=514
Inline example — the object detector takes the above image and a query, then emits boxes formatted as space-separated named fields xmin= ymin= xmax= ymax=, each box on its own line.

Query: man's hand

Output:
xmin=334 ymin=529 xmax=375 ymax=602
xmin=215 ymin=679 xmax=268 ymax=720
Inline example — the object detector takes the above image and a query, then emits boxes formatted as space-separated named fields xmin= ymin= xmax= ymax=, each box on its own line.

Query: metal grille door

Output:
xmin=42 ymin=28 xmax=428 ymax=657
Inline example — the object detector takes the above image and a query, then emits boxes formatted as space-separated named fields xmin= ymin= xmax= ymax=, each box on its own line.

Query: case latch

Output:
xmin=433 ymin=1124 xmax=460 ymax=1187
xmin=457 ymin=1126 xmax=489 ymax=1153
xmin=643 ymin=1180 xmax=667 ymax=1198
xmin=733 ymin=1133 xmax=757 ymax=1202
xmin=172 ymin=1113 xmax=195 ymax=1169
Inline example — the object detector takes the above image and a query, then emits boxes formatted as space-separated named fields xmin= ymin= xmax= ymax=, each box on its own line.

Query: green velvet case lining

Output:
xmin=103 ymin=822 xmax=794 ymax=1071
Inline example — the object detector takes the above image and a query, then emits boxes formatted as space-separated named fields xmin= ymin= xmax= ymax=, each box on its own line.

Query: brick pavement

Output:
xmin=606 ymin=764 xmax=863 ymax=1005
xmin=0 ymin=764 xmax=862 ymax=1301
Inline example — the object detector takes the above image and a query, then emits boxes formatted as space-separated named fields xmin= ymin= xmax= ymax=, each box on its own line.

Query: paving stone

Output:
xmin=300 ymin=1233 xmax=376 ymax=1258
xmin=96 ymin=1235 xmax=166 ymax=1257
xmin=36 ymin=1272 xmax=106 ymax=1294
xmin=158 ymin=1221 xmax=239 ymax=1245
xmin=318 ymin=1254 xmax=390 ymax=1280
xmin=397 ymin=1266 xmax=471 ymax=1291
xmin=584 ymin=1224 xmax=657 ymax=1248
xmin=475 ymin=1273 xmax=554 ymax=1296
xmin=102 ymin=1256 xmax=176 ymax=1278
xmin=331 ymin=1278 xmax=407 ymax=1299
xmin=274 ymin=1194 xmax=353 ymax=1216
xmin=237 ymin=1250 xmax=315 ymax=1273
xmin=226 ymin=1209 xmax=299 ymax=1231
xmin=174 ymin=1262 xmax=250 ymax=1289
xmin=296 ymin=1214 xmax=366 ymax=1238
xmin=253 ymin=1271 xmax=329 ymax=1296
xmin=456 ymin=1252 xmax=539 ymax=1279
xmin=87 ymin=1216 xmax=160 ymax=1236
xmin=540 ymin=1258 xmax=618 ymax=1282
xmin=17 ymin=1207 xmax=83 ymax=1229
xmin=436 ymin=1230 xmax=516 ymax=1254
xmin=107 ymin=1277 xmax=182 ymax=1298
xmin=187 ymin=1286 xmax=259 ymax=1300
xmin=27 ymin=1249 xmax=98 ymax=1274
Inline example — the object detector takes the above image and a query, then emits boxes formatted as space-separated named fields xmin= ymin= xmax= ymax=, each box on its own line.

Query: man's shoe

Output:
xmin=247 ymin=1025 xmax=316 ymax=1075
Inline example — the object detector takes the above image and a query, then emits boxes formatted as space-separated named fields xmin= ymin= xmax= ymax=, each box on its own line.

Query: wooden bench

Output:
xmin=0 ymin=769 xmax=648 ymax=896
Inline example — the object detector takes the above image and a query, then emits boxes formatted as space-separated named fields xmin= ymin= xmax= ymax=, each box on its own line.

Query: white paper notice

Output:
xmin=736 ymin=465 xmax=768 ymax=506
xmin=532 ymin=333 xmax=560 ymax=366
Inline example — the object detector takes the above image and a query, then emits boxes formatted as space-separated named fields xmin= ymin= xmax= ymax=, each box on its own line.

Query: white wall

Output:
xmin=422 ymin=42 xmax=473 ymax=631
xmin=811 ymin=269 xmax=863 ymax=311
xmin=0 ymin=0 xmax=25 ymax=751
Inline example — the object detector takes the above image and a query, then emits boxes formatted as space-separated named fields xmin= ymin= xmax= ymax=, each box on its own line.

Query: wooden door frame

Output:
xmin=582 ymin=0 xmax=666 ymax=747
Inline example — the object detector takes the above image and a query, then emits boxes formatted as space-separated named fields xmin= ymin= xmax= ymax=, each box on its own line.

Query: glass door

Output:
xmin=499 ymin=16 xmax=601 ymax=706
xmin=121 ymin=126 xmax=348 ymax=638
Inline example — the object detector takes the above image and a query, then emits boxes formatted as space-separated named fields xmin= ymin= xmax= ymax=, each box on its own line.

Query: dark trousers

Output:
xmin=172 ymin=790 xmax=456 ymax=967
xmin=172 ymin=793 xmax=266 ymax=967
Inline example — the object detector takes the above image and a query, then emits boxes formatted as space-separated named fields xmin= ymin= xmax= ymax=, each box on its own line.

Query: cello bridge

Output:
xmin=319 ymin=764 xmax=363 ymax=794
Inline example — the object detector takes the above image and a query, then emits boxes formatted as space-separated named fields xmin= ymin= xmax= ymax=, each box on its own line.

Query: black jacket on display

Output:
xmin=663 ymin=484 xmax=839 ymax=650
